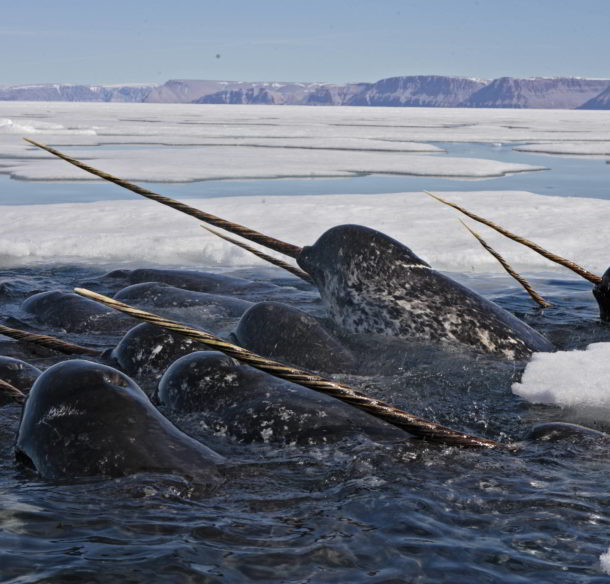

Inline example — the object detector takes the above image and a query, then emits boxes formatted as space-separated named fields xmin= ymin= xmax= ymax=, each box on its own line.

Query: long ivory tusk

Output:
xmin=459 ymin=220 xmax=552 ymax=309
xmin=201 ymin=225 xmax=313 ymax=284
xmin=425 ymin=191 xmax=602 ymax=284
xmin=75 ymin=287 xmax=503 ymax=449
xmin=24 ymin=138 xmax=302 ymax=259
xmin=0 ymin=324 xmax=101 ymax=356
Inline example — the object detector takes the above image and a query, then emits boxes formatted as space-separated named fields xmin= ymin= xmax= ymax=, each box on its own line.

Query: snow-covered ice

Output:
xmin=0 ymin=189 xmax=606 ymax=273
xmin=0 ymin=102 xmax=607 ymax=274
xmin=3 ymin=102 xmax=610 ymax=181
xmin=512 ymin=343 xmax=610 ymax=409
xmin=515 ymin=141 xmax=610 ymax=157
xmin=601 ymin=548 xmax=610 ymax=575
xmin=4 ymin=146 xmax=543 ymax=182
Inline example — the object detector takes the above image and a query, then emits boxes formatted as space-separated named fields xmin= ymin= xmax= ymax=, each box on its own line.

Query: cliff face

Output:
xmin=190 ymin=81 xmax=366 ymax=105
xmin=346 ymin=76 xmax=487 ymax=107
xmin=2 ymin=77 xmax=609 ymax=109
xmin=196 ymin=87 xmax=276 ymax=105
xmin=0 ymin=84 xmax=156 ymax=102
xmin=188 ymin=76 xmax=486 ymax=107
xmin=460 ymin=77 xmax=610 ymax=109
xmin=578 ymin=85 xmax=610 ymax=109
xmin=143 ymin=80 xmax=234 ymax=103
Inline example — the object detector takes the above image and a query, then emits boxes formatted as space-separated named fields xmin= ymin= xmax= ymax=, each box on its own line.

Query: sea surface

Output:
xmin=1 ymin=141 xmax=610 ymax=583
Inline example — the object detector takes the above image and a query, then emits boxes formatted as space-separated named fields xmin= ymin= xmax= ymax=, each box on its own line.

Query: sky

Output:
xmin=2 ymin=0 xmax=609 ymax=85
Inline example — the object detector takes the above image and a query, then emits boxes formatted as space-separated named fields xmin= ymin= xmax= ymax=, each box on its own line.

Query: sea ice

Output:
xmin=2 ymin=102 xmax=610 ymax=182
xmin=1 ymin=146 xmax=544 ymax=182
xmin=514 ymin=142 xmax=610 ymax=157
xmin=0 ymin=190 xmax=606 ymax=274
xmin=512 ymin=343 xmax=610 ymax=409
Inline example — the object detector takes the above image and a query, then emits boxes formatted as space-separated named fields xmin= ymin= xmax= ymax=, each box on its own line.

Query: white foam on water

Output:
xmin=601 ymin=547 xmax=610 ymax=575
xmin=515 ymin=142 xmax=610 ymax=156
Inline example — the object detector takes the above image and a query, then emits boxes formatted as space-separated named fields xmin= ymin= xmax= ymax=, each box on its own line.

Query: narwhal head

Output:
xmin=297 ymin=224 xmax=429 ymax=291
xmin=593 ymin=266 xmax=610 ymax=322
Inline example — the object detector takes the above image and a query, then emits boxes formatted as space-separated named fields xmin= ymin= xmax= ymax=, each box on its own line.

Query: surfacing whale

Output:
xmin=16 ymin=360 xmax=224 ymax=482
xmin=296 ymin=225 xmax=553 ymax=360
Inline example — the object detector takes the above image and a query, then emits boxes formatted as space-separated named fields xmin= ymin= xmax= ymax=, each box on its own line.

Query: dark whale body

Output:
xmin=593 ymin=267 xmax=610 ymax=321
xmin=525 ymin=422 xmax=609 ymax=443
xmin=21 ymin=290 xmax=132 ymax=334
xmin=231 ymin=301 xmax=356 ymax=374
xmin=297 ymin=225 xmax=553 ymax=360
xmin=114 ymin=282 xmax=253 ymax=318
xmin=107 ymin=322 xmax=209 ymax=381
xmin=158 ymin=351 xmax=401 ymax=445
xmin=102 ymin=268 xmax=280 ymax=298
xmin=0 ymin=356 xmax=41 ymax=393
xmin=16 ymin=360 xmax=223 ymax=481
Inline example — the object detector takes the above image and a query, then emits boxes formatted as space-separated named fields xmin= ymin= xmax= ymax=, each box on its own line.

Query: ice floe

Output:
xmin=515 ymin=141 xmax=610 ymax=157
xmin=512 ymin=343 xmax=610 ymax=409
xmin=0 ymin=189 xmax=607 ymax=273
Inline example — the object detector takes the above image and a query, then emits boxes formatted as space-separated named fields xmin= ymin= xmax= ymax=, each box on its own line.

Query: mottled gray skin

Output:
xmin=16 ymin=360 xmax=223 ymax=482
xmin=21 ymin=290 xmax=131 ymax=334
xmin=107 ymin=323 xmax=208 ymax=381
xmin=525 ymin=422 xmax=609 ymax=442
xmin=593 ymin=266 xmax=610 ymax=322
xmin=297 ymin=225 xmax=553 ymax=360
xmin=158 ymin=351 xmax=401 ymax=445
xmin=0 ymin=356 xmax=41 ymax=392
xmin=231 ymin=301 xmax=357 ymax=374
xmin=114 ymin=282 xmax=253 ymax=317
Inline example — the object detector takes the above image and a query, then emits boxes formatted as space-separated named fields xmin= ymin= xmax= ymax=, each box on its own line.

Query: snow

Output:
xmin=515 ymin=142 xmax=610 ymax=156
xmin=0 ymin=102 xmax=607 ymax=272
xmin=4 ymin=147 xmax=542 ymax=182
xmin=0 ymin=189 xmax=606 ymax=273
xmin=512 ymin=343 xmax=610 ymax=409
xmin=0 ymin=118 xmax=96 ymax=136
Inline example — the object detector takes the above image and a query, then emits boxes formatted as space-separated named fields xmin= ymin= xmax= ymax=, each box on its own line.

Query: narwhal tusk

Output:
xmin=0 ymin=323 xmax=101 ymax=356
xmin=425 ymin=191 xmax=602 ymax=284
xmin=459 ymin=220 xmax=552 ymax=309
xmin=23 ymin=138 xmax=302 ymax=259
xmin=201 ymin=225 xmax=313 ymax=284
xmin=0 ymin=379 xmax=26 ymax=404
xmin=75 ymin=287 xmax=504 ymax=449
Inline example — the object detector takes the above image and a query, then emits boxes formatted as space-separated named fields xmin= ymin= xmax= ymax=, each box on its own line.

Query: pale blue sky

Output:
xmin=2 ymin=0 xmax=609 ymax=84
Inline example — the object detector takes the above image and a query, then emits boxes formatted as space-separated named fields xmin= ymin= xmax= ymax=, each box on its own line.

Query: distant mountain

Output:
xmin=189 ymin=81 xmax=345 ymax=105
xmin=346 ymin=76 xmax=487 ymax=107
xmin=2 ymin=76 xmax=610 ymax=109
xmin=196 ymin=87 xmax=276 ymax=105
xmin=460 ymin=77 xmax=610 ymax=109
xmin=0 ymin=83 xmax=156 ymax=102
xmin=578 ymin=85 xmax=610 ymax=109
xmin=143 ymin=80 xmax=237 ymax=103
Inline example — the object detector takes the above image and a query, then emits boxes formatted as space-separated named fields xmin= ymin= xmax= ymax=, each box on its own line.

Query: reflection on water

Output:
xmin=0 ymin=142 xmax=609 ymax=205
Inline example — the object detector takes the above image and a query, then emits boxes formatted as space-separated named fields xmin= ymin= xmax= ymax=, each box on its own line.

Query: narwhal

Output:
xmin=25 ymin=140 xmax=553 ymax=360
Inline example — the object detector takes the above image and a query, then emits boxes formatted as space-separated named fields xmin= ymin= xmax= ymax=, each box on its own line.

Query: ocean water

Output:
xmin=1 ymin=104 xmax=610 ymax=582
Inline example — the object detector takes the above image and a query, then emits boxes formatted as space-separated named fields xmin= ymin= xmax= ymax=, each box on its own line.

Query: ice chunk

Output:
xmin=512 ymin=343 xmax=610 ymax=409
